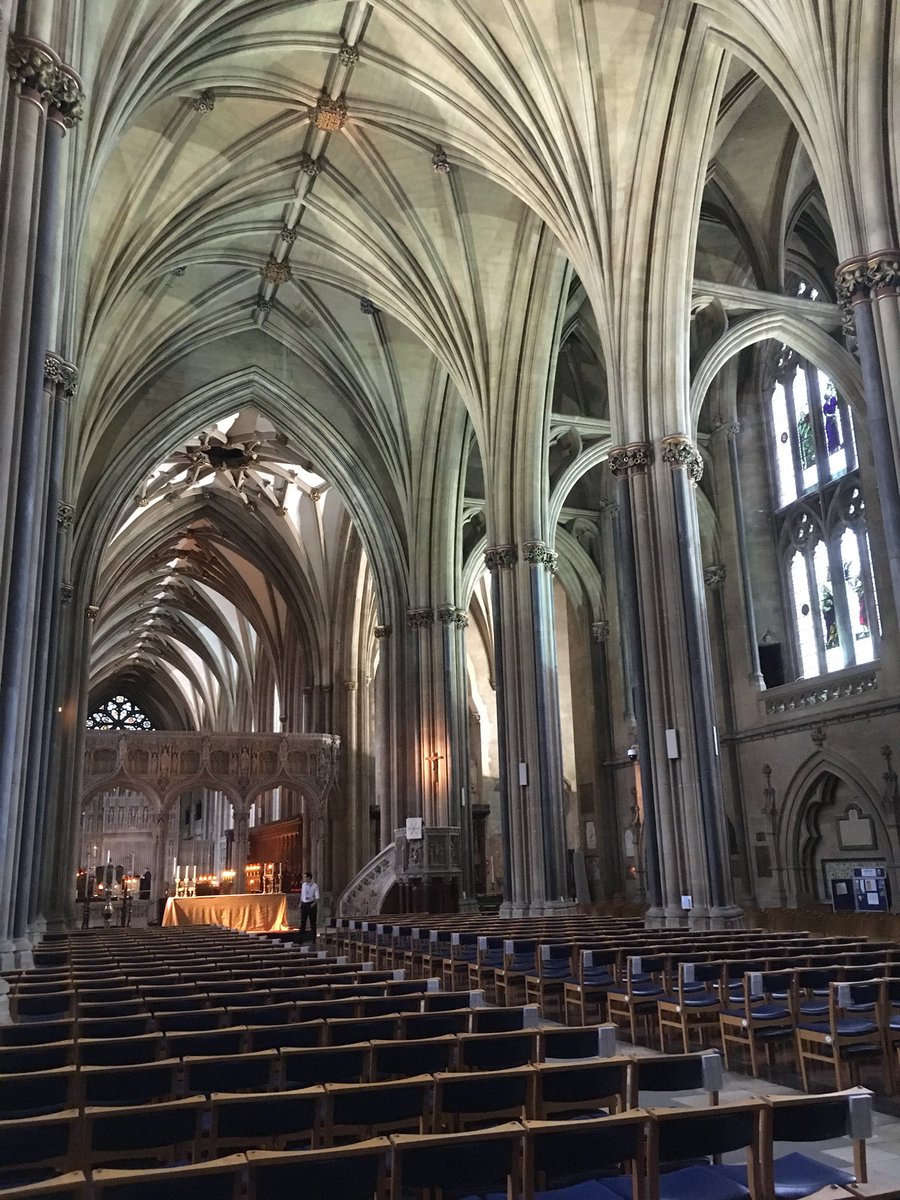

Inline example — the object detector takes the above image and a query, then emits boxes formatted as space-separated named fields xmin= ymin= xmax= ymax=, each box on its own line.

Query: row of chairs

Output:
xmin=15 ymin=1087 xmax=878 ymax=1200
xmin=1 ymin=1024 xmax=627 ymax=1106
xmin=0 ymin=1051 xmax=728 ymax=1169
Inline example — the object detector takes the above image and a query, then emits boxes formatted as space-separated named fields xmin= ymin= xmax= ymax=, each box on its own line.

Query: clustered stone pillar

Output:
xmin=485 ymin=543 xmax=573 ymax=917
xmin=836 ymin=253 xmax=900 ymax=620
xmin=609 ymin=438 xmax=741 ymax=928
xmin=0 ymin=28 xmax=84 ymax=967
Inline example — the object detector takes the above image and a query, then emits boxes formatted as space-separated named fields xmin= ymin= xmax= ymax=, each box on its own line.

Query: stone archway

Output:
xmin=780 ymin=754 xmax=895 ymax=907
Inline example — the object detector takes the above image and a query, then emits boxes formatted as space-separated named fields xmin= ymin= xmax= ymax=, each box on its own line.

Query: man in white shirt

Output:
xmin=299 ymin=872 xmax=320 ymax=942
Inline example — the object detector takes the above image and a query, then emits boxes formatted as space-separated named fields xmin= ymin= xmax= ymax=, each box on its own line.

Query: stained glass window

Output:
xmin=769 ymin=348 xmax=880 ymax=679
xmin=86 ymin=694 xmax=154 ymax=731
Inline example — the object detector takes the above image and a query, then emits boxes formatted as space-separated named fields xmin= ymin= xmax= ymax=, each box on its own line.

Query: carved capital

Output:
xmin=432 ymin=145 xmax=451 ymax=174
xmin=836 ymin=251 xmax=900 ymax=310
xmin=406 ymin=608 xmax=433 ymax=629
xmin=44 ymin=354 xmax=78 ymax=397
xmin=312 ymin=91 xmax=347 ymax=131
xmin=591 ymin=620 xmax=610 ymax=643
xmin=704 ymin=563 xmax=726 ymax=589
xmin=260 ymin=256 xmax=291 ymax=285
xmin=437 ymin=605 xmax=469 ymax=628
xmin=57 ymin=502 xmax=75 ymax=531
xmin=60 ymin=582 xmax=74 ymax=604
xmin=660 ymin=435 xmax=703 ymax=483
xmin=193 ymin=88 xmax=215 ymax=113
xmin=7 ymin=36 xmax=58 ymax=99
xmin=85 ymin=604 xmax=100 ymax=621
xmin=48 ymin=63 xmax=84 ymax=126
xmin=608 ymin=443 xmax=652 ymax=477
xmin=374 ymin=624 xmax=392 ymax=639
xmin=344 ymin=679 xmax=358 ymax=691
xmin=484 ymin=544 xmax=517 ymax=571
xmin=712 ymin=417 xmax=740 ymax=440
xmin=360 ymin=297 xmax=379 ymax=315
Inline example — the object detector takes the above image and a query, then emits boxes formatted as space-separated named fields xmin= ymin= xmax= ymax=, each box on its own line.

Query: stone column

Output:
xmin=836 ymin=253 xmax=900 ymax=620
xmin=609 ymin=446 xmax=664 ymax=920
xmin=486 ymin=544 xmax=573 ymax=917
xmin=233 ymin=808 xmax=250 ymax=890
xmin=437 ymin=604 xmax=475 ymax=905
xmin=372 ymin=624 xmax=394 ymax=846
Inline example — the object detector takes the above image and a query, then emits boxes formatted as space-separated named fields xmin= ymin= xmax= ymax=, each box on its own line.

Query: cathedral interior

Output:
xmin=3 ymin=0 xmax=900 ymax=967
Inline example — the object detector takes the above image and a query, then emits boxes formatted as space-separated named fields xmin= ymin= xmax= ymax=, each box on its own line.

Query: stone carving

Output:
xmin=85 ymin=604 xmax=99 ymax=621
xmin=810 ymin=724 xmax=827 ymax=746
xmin=57 ymin=503 xmax=75 ymax=530
xmin=255 ymin=298 xmax=273 ymax=315
xmin=522 ymin=541 xmax=557 ymax=572
xmin=170 ymin=265 xmax=186 ymax=277
xmin=193 ymin=88 xmax=215 ymax=113
xmin=484 ymin=545 xmax=517 ymax=570
xmin=44 ymin=355 xmax=78 ymax=397
xmin=260 ymin=256 xmax=291 ymax=285
xmin=836 ymin=251 xmax=900 ymax=305
xmin=881 ymin=745 xmax=899 ymax=813
xmin=591 ymin=620 xmax=610 ymax=642
xmin=280 ymin=224 xmax=298 ymax=243
xmin=60 ymin=582 xmax=73 ymax=604
xmin=7 ymin=36 xmax=57 ymax=97
xmin=49 ymin=63 xmax=84 ymax=126
xmin=406 ymin=608 xmax=433 ymax=629
xmin=703 ymin=563 xmax=726 ymax=588
xmin=374 ymin=624 xmax=392 ymax=639
xmin=432 ymin=146 xmax=451 ymax=174
xmin=298 ymin=152 xmax=321 ymax=177
xmin=338 ymin=42 xmax=360 ymax=66
xmin=437 ymin=606 xmax=468 ymax=627
xmin=360 ymin=297 xmax=379 ymax=315
xmin=608 ymin=443 xmax=652 ymax=477
xmin=312 ymin=91 xmax=347 ymax=131
xmin=660 ymin=435 xmax=704 ymax=483
xmin=763 ymin=671 xmax=877 ymax=714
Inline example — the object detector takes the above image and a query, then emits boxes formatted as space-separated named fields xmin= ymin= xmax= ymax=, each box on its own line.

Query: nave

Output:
xmin=4 ymin=920 xmax=900 ymax=1199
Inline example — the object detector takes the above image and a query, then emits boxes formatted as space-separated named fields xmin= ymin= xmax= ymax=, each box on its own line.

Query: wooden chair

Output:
xmin=719 ymin=970 xmax=795 ymax=1079
xmin=657 ymin=961 xmax=723 ymax=1053
xmin=563 ymin=948 xmax=618 ymax=1026
xmin=323 ymin=1075 xmax=433 ymax=1144
xmin=388 ymin=1122 xmax=523 ymax=1200
xmin=209 ymin=1087 xmax=323 ymax=1154
xmin=647 ymin=1099 xmax=765 ymax=1200
xmin=432 ymin=1065 xmax=535 ymax=1131
xmin=247 ymin=1137 xmax=389 ymax=1200
xmin=533 ymin=1057 xmax=628 ymax=1120
xmin=796 ymin=981 xmax=884 ymax=1092
xmin=607 ymin=955 xmax=667 ymax=1045
xmin=92 ymin=1154 xmax=246 ymax=1200
xmin=523 ymin=1112 xmax=646 ymax=1200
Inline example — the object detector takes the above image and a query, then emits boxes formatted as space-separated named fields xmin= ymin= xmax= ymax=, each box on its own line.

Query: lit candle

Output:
xmin=173 ymin=857 xmax=177 ymax=879
xmin=106 ymin=850 xmax=111 ymax=865
xmin=175 ymin=865 xmax=180 ymax=882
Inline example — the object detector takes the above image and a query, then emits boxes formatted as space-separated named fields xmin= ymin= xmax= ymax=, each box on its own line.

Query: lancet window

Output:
xmin=770 ymin=348 xmax=879 ymax=678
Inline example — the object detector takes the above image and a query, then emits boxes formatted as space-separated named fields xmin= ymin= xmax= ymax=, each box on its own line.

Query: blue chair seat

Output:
xmin=482 ymin=1184 xmax=623 ymax=1200
xmin=797 ymin=1002 xmax=829 ymax=1017
xmin=582 ymin=972 xmax=615 ymax=987
xmin=657 ymin=1165 xmax=750 ymax=1200
xmin=609 ymin=986 xmax=664 ymax=1000
xmin=659 ymin=994 xmax=719 ymax=1009
xmin=798 ymin=1019 xmax=877 ymax=1036
xmin=889 ymin=1014 xmax=900 ymax=1031
xmin=719 ymin=1150 xmax=854 ymax=1199
xmin=722 ymin=1004 xmax=790 ymax=1021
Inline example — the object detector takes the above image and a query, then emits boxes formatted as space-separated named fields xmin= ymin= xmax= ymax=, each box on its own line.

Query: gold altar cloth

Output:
xmin=162 ymin=893 xmax=289 ymax=933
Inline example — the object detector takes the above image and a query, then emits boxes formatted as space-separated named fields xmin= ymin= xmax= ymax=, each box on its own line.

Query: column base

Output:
xmin=708 ymin=904 xmax=746 ymax=930
xmin=499 ymin=901 xmax=528 ymax=918
xmin=458 ymin=896 xmax=479 ymax=913
xmin=534 ymin=899 xmax=577 ymax=917
xmin=13 ymin=937 xmax=33 ymax=971
xmin=0 ymin=941 xmax=17 ymax=974
xmin=28 ymin=915 xmax=47 ymax=939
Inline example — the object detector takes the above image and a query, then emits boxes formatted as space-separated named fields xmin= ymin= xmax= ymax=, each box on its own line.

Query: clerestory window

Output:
xmin=86 ymin=694 xmax=154 ymax=731
xmin=769 ymin=348 xmax=879 ymax=679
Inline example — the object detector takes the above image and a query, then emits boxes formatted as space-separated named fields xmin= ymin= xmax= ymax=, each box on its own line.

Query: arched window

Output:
xmin=86 ymin=694 xmax=154 ymax=731
xmin=771 ymin=349 xmax=879 ymax=678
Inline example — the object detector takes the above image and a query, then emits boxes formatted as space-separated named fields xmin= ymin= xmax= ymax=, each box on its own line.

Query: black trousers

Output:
xmin=300 ymin=901 xmax=318 ymax=940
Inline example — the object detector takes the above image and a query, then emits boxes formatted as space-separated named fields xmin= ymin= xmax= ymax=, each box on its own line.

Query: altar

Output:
xmin=162 ymin=892 xmax=289 ymax=933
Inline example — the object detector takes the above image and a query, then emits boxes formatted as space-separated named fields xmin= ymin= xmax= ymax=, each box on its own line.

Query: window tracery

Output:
xmin=86 ymin=694 xmax=154 ymax=731
xmin=770 ymin=350 xmax=879 ymax=679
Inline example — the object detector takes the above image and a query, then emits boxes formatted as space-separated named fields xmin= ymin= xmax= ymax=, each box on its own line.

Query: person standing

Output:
xmin=299 ymin=871 xmax=319 ymax=942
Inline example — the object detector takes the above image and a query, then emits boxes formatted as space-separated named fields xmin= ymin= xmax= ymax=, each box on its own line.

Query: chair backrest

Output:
xmin=281 ymin=1043 xmax=370 ymax=1088
xmin=457 ymin=1029 xmax=539 ymax=1071
xmin=470 ymin=1005 xmax=540 ymax=1033
xmin=0 ymin=1108 xmax=79 ymax=1177
xmin=81 ymin=1060 xmax=180 ymax=1108
xmin=85 ymin=1097 xmax=207 ymax=1168
xmin=78 ymin=1033 xmax=164 ymax=1067
xmin=0 ymin=1065 xmax=76 ymax=1119
xmin=92 ymin=1152 xmax=246 ymax=1200
xmin=534 ymin=1058 xmax=629 ymax=1120
xmin=524 ymin=1112 xmax=646 ymax=1196
xmin=183 ymin=1049 xmax=278 ymax=1096
xmin=540 ymin=1024 xmax=617 ymax=1061
xmin=628 ymin=1050 xmax=723 ymax=1107
xmin=246 ymin=1137 xmax=390 ymax=1200
xmin=433 ymin=1064 xmax=534 ymax=1130
xmin=763 ymin=1086 xmax=872 ymax=1186
xmin=370 ymin=1035 xmax=457 ymax=1080
xmin=324 ymin=1075 xmax=432 ymax=1142
xmin=209 ymin=1087 xmax=323 ymax=1153
xmin=246 ymin=1018 xmax=325 ymax=1052
xmin=389 ymin=1122 xmax=523 ymax=1199
xmin=648 ymin=1099 xmax=764 ymax=1186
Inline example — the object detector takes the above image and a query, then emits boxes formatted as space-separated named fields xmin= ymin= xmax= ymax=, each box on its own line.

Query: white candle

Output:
xmin=175 ymin=865 xmax=180 ymax=882
xmin=106 ymin=850 xmax=111 ymax=865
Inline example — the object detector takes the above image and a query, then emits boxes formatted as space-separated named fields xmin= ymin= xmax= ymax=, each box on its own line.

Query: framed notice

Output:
xmin=406 ymin=817 xmax=424 ymax=840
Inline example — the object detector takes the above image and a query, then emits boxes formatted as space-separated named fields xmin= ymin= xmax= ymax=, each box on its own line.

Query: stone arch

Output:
xmin=81 ymin=776 xmax=162 ymax=814
xmin=778 ymin=751 xmax=894 ymax=905
xmin=690 ymin=312 xmax=863 ymax=429
xmin=160 ymin=776 xmax=244 ymax=818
